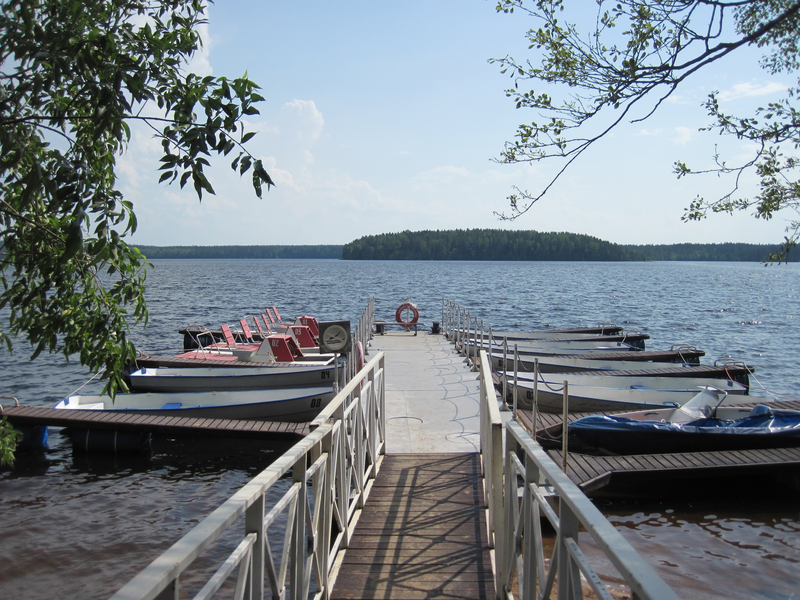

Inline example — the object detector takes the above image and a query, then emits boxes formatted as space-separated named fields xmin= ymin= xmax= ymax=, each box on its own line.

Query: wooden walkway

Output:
xmin=517 ymin=400 xmax=800 ymax=494
xmin=332 ymin=453 xmax=494 ymax=600
xmin=2 ymin=405 xmax=309 ymax=439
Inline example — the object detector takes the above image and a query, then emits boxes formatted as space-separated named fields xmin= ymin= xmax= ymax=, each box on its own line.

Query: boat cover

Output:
xmin=568 ymin=407 xmax=800 ymax=454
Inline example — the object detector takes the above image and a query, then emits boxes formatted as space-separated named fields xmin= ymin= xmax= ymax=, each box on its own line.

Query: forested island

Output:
xmin=133 ymin=230 xmax=796 ymax=262
xmin=341 ymin=230 xmax=796 ymax=261
xmin=341 ymin=230 xmax=631 ymax=260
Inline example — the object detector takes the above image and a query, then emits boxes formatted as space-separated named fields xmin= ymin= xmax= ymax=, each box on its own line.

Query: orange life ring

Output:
xmin=395 ymin=302 xmax=419 ymax=329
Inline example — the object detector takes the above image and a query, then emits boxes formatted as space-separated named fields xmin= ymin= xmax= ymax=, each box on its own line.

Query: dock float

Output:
xmin=517 ymin=400 xmax=800 ymax=495
xmin=2 ymin=405 xmax=310 ymax=439
xmin=325 ymin=329 xmax=495 ymax=599
xmin=332 ymin=453 xmax=493 ymax=600
xmin=547 ymin=446 xmax=800 ymax=494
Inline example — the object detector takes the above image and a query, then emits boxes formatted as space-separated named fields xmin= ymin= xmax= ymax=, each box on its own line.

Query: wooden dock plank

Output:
xmin=331 ymin=453 xmax=495 ymax=600
xmin=2 ymin=406 xmax=309 ymax=440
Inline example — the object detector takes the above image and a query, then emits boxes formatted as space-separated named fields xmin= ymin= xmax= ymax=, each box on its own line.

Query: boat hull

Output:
xmin=54 ymin=387 xmax=335 ymax=422
xmin=126 ymin=365 xmax=339 ymax=393
xmin=503 ymin=373 xmax=748 ymax=395
xmin=489 ymin=352 xmax=702 ymax=373
xmin=508 ymin=380 xmax=741 ymax=413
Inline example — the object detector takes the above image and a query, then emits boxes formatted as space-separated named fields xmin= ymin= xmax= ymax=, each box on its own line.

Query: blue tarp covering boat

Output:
xmin=567 ymin=389 xmax=800 ymax=454
xmin=569 ymin=407 xmax=800 ymax=454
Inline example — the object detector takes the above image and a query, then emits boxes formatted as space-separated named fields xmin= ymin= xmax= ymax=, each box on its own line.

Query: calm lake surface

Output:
xmin=1 ymin=259 xmax=799 ymax=598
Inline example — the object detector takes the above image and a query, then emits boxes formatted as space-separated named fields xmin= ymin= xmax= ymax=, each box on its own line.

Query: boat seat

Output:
xmin=748 ymin=404 xmax=772 ymax=418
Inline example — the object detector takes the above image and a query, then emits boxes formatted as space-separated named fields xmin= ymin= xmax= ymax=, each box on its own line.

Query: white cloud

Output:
xmin=281 ymin=99 xmax=325 ymax=145
xmin=186 ymin=22 xmax=213 ymax=76
xmin=672 ymin=126 xmax=694 ymax=145
xmin=717 ymin=81 xmax=786 ymax=102
xmin=664 ymin=93 xmax=695 ymax=105
xmin=636 ymin=128 xmax=663 ymax=136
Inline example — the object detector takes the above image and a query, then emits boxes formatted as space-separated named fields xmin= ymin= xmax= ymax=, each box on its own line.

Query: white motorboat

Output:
xmin=54 ymin=387 xmax=336 ymax=422
xmin=126 ymin=364 xmax=339 ymax=393
xmin=507 ymin=378 xmax=748 ymax=414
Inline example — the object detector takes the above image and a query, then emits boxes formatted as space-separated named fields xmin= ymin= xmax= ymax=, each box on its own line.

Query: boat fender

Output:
xmin=395 ymin=301 xmax=419 ymax=329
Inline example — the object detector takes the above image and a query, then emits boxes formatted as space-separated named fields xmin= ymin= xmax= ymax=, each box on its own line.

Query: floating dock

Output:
xmin=331 ymin=329 xmax=495 ymax=599
xmin=2 ymin=405 xmax=310 ymax=440
xmin=332 ymin=453 xmax=493 ymax=600
xmin=517 ymin=400 xmax=800 ymax=495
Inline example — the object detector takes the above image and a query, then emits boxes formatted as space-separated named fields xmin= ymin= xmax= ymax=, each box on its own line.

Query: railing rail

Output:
xmin=110 ymin=349 xmax=386 ymax=600
xmin=478 ymin=349 xmax=679 ymax=600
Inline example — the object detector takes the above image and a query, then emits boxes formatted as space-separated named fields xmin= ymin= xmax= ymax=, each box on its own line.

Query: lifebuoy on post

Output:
xmin=395 ymin=301 xmax=419 ymax=330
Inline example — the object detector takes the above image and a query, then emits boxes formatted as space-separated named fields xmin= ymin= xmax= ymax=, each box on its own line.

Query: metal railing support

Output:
xmin=111 ymin=351 xmax=386 ymax=600
xmin=477 ymin=350 xmax=679 ymax=600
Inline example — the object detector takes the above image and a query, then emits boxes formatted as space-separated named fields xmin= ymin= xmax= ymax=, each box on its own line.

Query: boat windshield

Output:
xmin=673 ymin=387 xmax=728 ymax=421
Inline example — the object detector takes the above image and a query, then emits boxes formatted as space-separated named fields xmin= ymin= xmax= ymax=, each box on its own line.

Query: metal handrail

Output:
xmin=111 ymin=351 xmax=386 ymax=600
xmin=478 ymin=350 xmax=679 ymax=600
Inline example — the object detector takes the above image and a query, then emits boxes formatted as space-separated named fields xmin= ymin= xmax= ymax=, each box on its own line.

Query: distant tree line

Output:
xmin=341 ymin=229 xmax=632 ymax=260
xmin=134 ymin=245 xmax=342 ymax=259
xmin=130 ymin=234 xmax=799 ymax=262
xmin=622 ymin=243 xmax=798 ymax=262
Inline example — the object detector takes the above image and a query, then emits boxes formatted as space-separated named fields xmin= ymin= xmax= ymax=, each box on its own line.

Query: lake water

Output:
xmin=1 ymin=259 xmax=799 ymax=598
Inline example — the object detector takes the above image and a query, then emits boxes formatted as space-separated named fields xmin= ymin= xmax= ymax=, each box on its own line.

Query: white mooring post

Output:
xmin=532 ymin=357 xmax=540 ymax=443
xmin=513 ymin=344 xmax=519 ymax=416
xmin=502 ymin=337 xmax=508 ymax=410
xmin=562 ymin=381 xmax=569 ymax=473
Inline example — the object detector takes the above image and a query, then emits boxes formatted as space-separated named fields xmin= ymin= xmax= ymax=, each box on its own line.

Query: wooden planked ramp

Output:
xmin=332 ymin=453 xmax=494 ymax=600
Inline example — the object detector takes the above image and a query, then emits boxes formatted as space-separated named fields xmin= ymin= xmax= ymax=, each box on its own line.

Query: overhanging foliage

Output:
xmin=0 ymin=0 xmax=274 ymax=399
xmin=492 ymin=0 xmax=800 ymax=261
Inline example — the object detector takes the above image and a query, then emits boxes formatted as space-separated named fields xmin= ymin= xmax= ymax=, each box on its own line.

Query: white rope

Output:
xmin=66 ymin=368 xmax=106 ymax=397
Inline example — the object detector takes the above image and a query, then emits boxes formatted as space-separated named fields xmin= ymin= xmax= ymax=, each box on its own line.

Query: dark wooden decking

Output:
xmin=2 ymin=405 xmax=309 ymax=439
xmin=547 ymin=447 xmax=800 ymax=494
xmin=332 ymin=453 xmax=495 ymax=600
xmin=516 ymin=401 xmax=800 ymax=494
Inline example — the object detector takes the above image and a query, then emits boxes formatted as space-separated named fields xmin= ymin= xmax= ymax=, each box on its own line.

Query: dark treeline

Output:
xmin=622 ymin=243 xmax=798 ymax=262
xmin=129 ymin=234 xmax=797 ymax=262
xmin=341 ymin=229 xmax=632 ymax=260
xmin=134 ymin=245 xmax=343 ymax=259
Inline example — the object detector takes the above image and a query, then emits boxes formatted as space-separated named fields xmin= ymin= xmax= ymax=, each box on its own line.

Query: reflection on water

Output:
xmin=587 ymin=486 xmax=800 ymax=600
xmin=1 ymin=259 xmax=799 ymax=597
xmin=0 ymin=430 xmax=294 ymax=599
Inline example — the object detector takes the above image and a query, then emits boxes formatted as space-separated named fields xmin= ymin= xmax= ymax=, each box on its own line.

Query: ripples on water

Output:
xmin=1 ymin=259 xmax=799 ymax=598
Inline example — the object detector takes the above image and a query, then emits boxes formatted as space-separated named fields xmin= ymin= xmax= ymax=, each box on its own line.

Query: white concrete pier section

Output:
xmin=369 ymin=329 xmax=484 ymax=453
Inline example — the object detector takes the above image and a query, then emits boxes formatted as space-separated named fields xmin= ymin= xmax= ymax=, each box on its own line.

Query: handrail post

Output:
xmin=318 ymin=431 xmax=333 ymax=599
xmin=532 ymin=358 xmax=539 ymax=443
xmin=513 ymin=344 xmax=519 ymax=416
xmin=244 ymin=492 xmax=265 ymax=600
xmin=501 ymin=337 xmax=507 ymax=408
xmin=562 ymin=382 xmax=569 ymax=473
xmin=557 ymin=502 xmax=581 ymax=600
xmin=290 ymin=455 xmax=307 ymax=600
xmin=522 ymin=452 xmax=538 ymax=599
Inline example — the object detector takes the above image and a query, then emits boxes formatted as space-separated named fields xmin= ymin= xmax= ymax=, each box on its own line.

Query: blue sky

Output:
xmin=123 ymin=1 xmax=795 ymax=247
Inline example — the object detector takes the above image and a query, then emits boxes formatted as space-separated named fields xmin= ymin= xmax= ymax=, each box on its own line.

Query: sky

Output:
xmin=122 ymin=0 xmax=796 ymax=247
